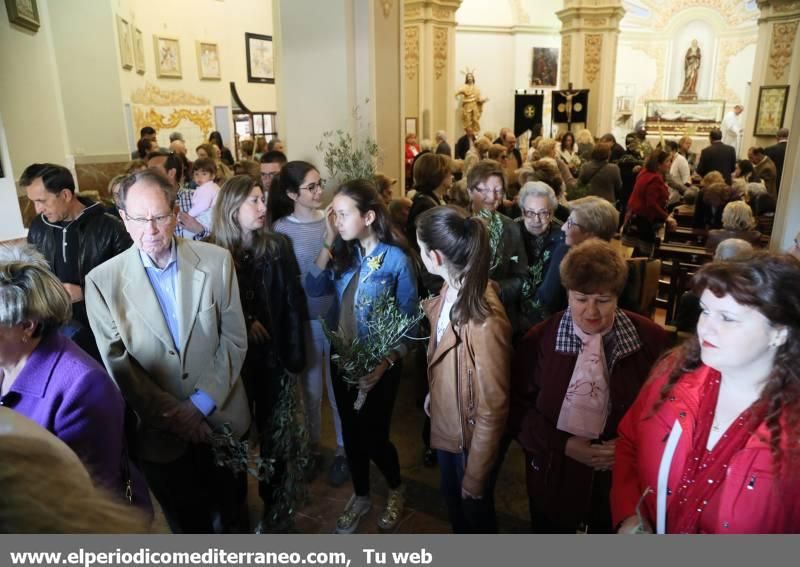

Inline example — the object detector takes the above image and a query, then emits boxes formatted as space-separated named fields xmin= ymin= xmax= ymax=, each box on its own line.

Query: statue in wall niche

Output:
xmin=455 ymin=70 xmax=488 ymax=132
xmin=679 ymin=39 xmax=702 ymax=100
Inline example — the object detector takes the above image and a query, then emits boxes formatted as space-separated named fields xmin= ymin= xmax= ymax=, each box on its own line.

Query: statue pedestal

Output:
xmin=678 ymin=92 xmax=698 ymax=101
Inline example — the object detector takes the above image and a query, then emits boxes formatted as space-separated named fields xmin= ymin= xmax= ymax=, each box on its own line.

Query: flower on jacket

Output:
xmin=362 ymin=251 xmax=386 ymax=283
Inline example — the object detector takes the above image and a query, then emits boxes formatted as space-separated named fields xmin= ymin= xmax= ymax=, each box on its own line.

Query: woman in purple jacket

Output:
xmin=0 ymin=244 xmax=151 ymax=515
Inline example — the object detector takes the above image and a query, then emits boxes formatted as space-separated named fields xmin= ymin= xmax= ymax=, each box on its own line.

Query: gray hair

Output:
xmin=518 ymin=181 xmax=558 ymax=211
xmin=569 ymin=196 xmax=619 ymax=240
xmin=714 ymin=238 xmax=754 ymax=261
xmin=0 ymin=244 xmax=71 ymax=337
xmin=117 ymin=169 xmax=177 ymax=210
xmin=169 ymin=131 xmax=184 ymax=142
xmin=435 ymin=130 xmax=447 ymax=142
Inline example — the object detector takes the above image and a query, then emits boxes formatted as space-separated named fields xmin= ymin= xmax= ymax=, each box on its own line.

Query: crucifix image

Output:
xmin=557 ymin=83 xmax=582 ymax=129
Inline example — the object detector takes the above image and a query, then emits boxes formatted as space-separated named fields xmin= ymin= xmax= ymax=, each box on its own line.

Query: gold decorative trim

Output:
xmin=404 ymin=26 xmax=420 ymax=81
xmin=433 ymin=26 xmax=448 ymax=79
xmin=769 ymin=20 xmax=799 ymax=81
xmin=130 ymin=82 xmax=210 ymax=106
xmin=433 ymin=6 xmax=451 ymax=20
xmin=714 ymin=37 xmax=756 ymax=104
xmin=584 ymin=34 xmax=603 ymax=84
xmin=585 ymin=16 xmax=608 ymax=27
xmin=133 ymin=107 xmax=214 ymax=139
xmin=561 ymin=34 xmax=571 ymax=86
xmin=773 ymin=1 xmax=800 ymax=14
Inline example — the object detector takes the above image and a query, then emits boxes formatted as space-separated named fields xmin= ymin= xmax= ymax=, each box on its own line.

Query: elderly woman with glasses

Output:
xmin=534 ymin=196 xmax=620 ymax=317
xmin=0 ymin=244 xmax=152 ymax=514
xmin=510 ymin=239 xmax=669 ymax=533
xmin=466 ymin=159 xmax=528 ymax=334
xmin=517 ymin=182 xmax=565 ymax=330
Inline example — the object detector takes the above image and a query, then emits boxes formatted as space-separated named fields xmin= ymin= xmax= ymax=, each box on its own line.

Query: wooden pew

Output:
xmin=664 ymin=226 xmax=708 ymax=247
xmin=656 ymin=243 xmax=713 ymax=324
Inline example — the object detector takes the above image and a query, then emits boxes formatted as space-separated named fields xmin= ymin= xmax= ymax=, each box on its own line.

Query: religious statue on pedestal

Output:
xmin=679 ymin=39 xmax=701 ymax=100
xmin=455 ymin=70 xmax=488 ymax=132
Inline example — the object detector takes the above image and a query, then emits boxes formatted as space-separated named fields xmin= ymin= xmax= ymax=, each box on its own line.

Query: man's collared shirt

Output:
xmin=139 ymin=239 xmax=215 ymax=416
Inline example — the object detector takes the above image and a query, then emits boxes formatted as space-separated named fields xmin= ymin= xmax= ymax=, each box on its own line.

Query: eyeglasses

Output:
xmin=300 ymin=179 xmax=326 ymax=193
xmin=523 ymin=208 xmax=551 ymax=221
xmin=124 ymin=212 xmax=174 ymax=227
xmin=566 ymin=217 xmax=584 ymax=230
xmin=473 ymin=186 xmax=503 ymax=197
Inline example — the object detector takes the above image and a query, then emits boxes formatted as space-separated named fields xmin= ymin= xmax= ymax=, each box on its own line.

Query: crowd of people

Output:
xmin=2 ymin=120 xmax=799 ymax=535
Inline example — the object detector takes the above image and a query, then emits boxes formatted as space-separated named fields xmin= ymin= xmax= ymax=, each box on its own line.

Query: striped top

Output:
xmin=273 ymin=213 xmax=334 ymax=320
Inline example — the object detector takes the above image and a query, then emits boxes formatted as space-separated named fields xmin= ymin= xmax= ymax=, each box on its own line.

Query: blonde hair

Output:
xmin=0 ymin=435 xmax=149 ymax=533
xmin=474 ymin=137 xmax=492 ymax=155
xmin=701 ymin=171 xmax=725 ymax=188
xmin=0 ymin=245 xmax=71 ymax=338
xmin=576 ymin=129 xmax=594 ymax=145
xmin=722 ymin=201 xmax=756 ymax=231
xmin=537 ymin=138 xmax=557 ymax=157
xmin=488 ymin=144 xmax=507 ymax=160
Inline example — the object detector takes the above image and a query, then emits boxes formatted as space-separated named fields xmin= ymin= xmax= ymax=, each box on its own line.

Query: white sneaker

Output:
xmin=335 ymin=494 xmax=371 ymax=534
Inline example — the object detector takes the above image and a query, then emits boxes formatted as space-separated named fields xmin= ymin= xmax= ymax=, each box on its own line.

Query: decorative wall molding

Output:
xmin=585 ymin=16 xmax=609 ymax=27
xmin=771 ymin=0 xmax=800 ymax=14
xmin=584 ymin=34 xmax=603 ymax=84
xmin=510 ymin=0 xmax=531 ymax=25
xmin=404 ymin=26 xmax=420 ymax=81
xmin=650 ymin=0 xmax=758 ymax=29
xmin=382 ymin=0 xmax=393 ymax=18
xmin=130 ymin=83 xmax=210 ymax=106
xmin=561 ymin=34 xmax=572 ymax=86
xmin=768 ymin=19 xmax=799 ymax=80
xmin=433 ymin=27 xmax=448 ymax=79
xmin=455 ymin=24 xmax=561 ymax=35
xmin=715 ymin=37 xmax=757 ymax=103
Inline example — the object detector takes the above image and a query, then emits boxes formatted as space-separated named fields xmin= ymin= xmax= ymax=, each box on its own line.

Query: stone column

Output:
xmin=753 ymin=1 xmax=800 ymax=249
xmin=556 ymin=0 xmax=625 ymax=136
xmin=404 ymin=0 xmax=461 ymax=145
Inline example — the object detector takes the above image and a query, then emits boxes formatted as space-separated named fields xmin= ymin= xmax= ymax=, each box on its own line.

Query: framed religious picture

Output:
xmin=134 ymin=28 xmax=145 ymax=74
xmin=116 ymin=16 xmax=134 ymax=70
xmin=5 ymin=0 xmax=39 ymax=32
xmin=754 ymin=85 xmax=790 ymax=137
xmin=196 ymin=41 xmax=221 ymax=80
xmin=531 ymin=47 xmax=558 ymax=87
xmin=245 ymin=32 xmax=274 ymax=84
xmin=153 ymin=35 xmax=182 ymax=78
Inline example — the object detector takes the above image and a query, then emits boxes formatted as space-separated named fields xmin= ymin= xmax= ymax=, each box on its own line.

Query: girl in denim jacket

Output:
xmin=306 ymin=180 xmax=418 ymax=534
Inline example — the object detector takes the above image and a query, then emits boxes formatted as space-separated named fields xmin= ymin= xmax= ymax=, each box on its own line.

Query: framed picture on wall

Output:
xmin=196 ymin=41 xmax=221 ymax=80
xmin=116 ymin=16 xmax=134 ymax=70
xmin=154 ymin=35 xmax=182 ymax=78
xmin=405 ymin=117 xmax=417 ymax=137
xmin=134 ymin=28 xmax=145 ymax=74
xmin=531 ymin=47 xmax=558 ymax=87
xmin=245 ymin=32 xmax=274 ymax=84
xmin=4 ymin=0 xmax=39 ymax=32
xmin=754 ymin=85 xmax=790 ymax=137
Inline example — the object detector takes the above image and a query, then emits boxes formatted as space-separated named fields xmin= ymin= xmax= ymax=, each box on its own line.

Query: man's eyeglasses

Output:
xmin=474 ymin=186 xmax=503 ymax=197
xmin=566 ymin=217 xmax=583 ymax=230
xmin=523 ymin=208 xmax=552 ymax=221
xmin=124 ymin=212 xmax=174 ymax=227
xmin=300 ymin=179 xmax=326 ymax=193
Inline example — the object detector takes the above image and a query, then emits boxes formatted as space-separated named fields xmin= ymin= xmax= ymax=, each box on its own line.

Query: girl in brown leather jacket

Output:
xmin=416 ymin=206 xmax=511 ymax=533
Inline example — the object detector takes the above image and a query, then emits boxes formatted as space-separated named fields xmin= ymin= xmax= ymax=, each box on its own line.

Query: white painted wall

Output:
xmin=113 ymin=0 xmax=276 ymax=150
xmin=0 ymin=0 xmax=70 ymax=182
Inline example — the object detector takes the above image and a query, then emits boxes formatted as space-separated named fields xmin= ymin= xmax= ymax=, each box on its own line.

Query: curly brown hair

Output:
xmin=654 ymin=252 xmax=800 ymax=469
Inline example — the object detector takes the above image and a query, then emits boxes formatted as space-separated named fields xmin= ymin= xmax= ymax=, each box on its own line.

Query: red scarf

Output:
xmin=667 ymin=371 xmax=763 ymax=533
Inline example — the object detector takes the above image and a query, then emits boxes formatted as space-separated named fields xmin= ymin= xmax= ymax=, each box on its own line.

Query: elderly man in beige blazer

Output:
xmin=86 ymin=169 xmax=249 ymax=534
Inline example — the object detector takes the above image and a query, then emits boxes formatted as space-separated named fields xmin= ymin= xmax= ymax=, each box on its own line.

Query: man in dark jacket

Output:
xmin=22 ymin=163 xmax=132 ymax=359
xmin=764 ymin=127 xmax=788 ymax=191
xmin=454 ymin=127 xmax=475 ymax=160
xmin=695 ymin=128 xmax=736 ymax=183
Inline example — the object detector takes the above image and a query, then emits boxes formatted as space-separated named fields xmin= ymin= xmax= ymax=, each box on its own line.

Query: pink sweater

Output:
xmin=187 ymin=181 xmax=220 ymax=218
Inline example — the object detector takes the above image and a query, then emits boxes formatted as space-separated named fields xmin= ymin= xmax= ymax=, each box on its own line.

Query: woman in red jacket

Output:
xmin=612 ymin=253 xmax=800 ymax=534
xmin=624 ymin=150 xmax=676 ymax=248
